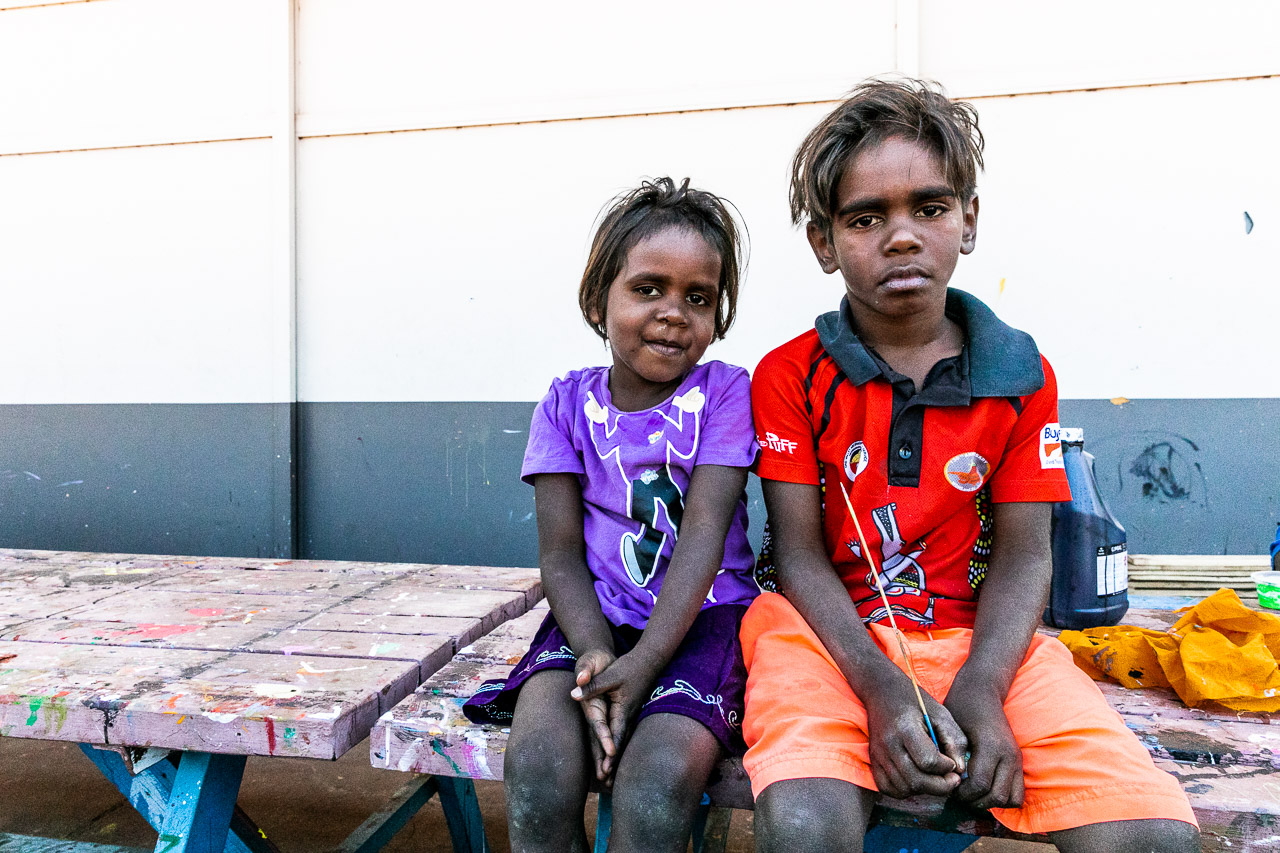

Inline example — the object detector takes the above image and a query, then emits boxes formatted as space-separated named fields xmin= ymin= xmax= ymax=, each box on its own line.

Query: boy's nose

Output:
xmin=885 ymin=218 xmax=923 ymax=253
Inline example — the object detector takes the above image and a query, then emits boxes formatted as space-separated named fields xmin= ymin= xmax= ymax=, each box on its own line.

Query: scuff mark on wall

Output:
xmin=1121 ymin=436 xmax=1208 ymax=507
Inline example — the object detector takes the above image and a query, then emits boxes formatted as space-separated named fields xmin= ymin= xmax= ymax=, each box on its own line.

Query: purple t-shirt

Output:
xmin=522 ymin=360 xmax=759 ymax=628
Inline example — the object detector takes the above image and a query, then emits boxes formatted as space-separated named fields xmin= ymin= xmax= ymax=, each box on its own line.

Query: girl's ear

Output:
xmin=806 ymin=222 xmax=841 ymax=275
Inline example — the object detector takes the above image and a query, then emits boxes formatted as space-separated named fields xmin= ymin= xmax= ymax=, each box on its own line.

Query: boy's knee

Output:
xmin=754 ymin=780 xmax=869 ymax=853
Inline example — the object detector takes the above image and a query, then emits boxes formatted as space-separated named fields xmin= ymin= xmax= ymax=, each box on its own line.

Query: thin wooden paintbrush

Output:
xmin=838 ymin=479 xmax=940 ymax=748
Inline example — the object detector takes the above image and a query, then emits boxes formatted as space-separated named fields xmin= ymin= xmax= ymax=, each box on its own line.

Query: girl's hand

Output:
xmin=571 ymin=651 xmax=661 ymax=780
xmin=573 ymin=649 xmax=618 ymax=783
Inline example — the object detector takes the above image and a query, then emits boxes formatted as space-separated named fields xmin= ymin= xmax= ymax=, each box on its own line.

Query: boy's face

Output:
xmin=807 ymin=135 xmax=978 ymax=324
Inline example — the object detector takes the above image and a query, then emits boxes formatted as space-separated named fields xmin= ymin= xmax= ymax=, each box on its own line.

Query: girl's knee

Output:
xmin=504 ymin=726 xmax=587 ymax=816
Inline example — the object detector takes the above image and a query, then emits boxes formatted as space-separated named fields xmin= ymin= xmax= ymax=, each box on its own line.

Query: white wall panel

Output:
xmin=296 ymin=103 xmax=836 ymax=402
xmin=296 ymin=0 xmax=897 ymax=135
xmin=299 ymin=77 xmax=1279 ymax=403
xmin=956 ymin=78 xmax=1280 ymax=399
xmin=0 ymin=0 xmax=275 ymax=153
xmin=0 ymin=140 xmax=279 ymax=404
xmin=920 ymin=0 xmax=1280 ymax=95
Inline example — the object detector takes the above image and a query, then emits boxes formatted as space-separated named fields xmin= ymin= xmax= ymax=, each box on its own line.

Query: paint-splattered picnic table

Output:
xmin=0 ymin=548 xmax=541 ymax=853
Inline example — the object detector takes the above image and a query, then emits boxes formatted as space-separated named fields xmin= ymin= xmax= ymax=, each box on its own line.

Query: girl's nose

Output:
xmin=656 ymin=297 xmax=688 ymax=325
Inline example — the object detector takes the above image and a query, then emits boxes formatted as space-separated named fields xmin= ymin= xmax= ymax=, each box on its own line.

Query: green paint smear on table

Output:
xmin=431 ymin=739 xmax=466 ymax=776
xmin=26 ymin=696 xmax=43 ymax=726
xmin=158 ymin=833 xmax=181 ymax=852
xmin=45 ymin=694 xmax=69 ymax=732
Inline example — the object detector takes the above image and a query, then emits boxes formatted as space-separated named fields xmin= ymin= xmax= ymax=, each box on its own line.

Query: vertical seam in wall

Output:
xmin=271 ymin=0 xmax=299 ymax=558
xmin=894 ymin=0 xmax=921 ymax=78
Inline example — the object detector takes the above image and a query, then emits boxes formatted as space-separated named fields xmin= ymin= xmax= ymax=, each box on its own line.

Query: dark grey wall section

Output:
xmin=297 ymin=402 xmax=539 ymax=565
xmin=296 ymin=401 xmax=770 ymax=567
xmin=0 ymin=403 xmax=294 ymax=558
xmin=3 ymin=399 xmax=1272 ymax=563
xmin=1059 ymin=398 xmax=1279 ymax=555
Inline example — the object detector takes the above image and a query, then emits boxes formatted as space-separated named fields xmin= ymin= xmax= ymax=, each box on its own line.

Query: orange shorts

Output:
xmin=740 ymin=592 xmax=1196 ymax=835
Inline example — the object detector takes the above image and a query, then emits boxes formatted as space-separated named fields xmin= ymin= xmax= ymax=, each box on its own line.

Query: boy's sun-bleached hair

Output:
xmin=790 ymin=77 xmax=985 ymax=236
xmin=579 ymin=177 xmax=745 ymax=342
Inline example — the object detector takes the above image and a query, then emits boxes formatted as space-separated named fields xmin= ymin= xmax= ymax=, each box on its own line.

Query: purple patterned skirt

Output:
xmin=463 ymin=603 xmax=750 ymax=755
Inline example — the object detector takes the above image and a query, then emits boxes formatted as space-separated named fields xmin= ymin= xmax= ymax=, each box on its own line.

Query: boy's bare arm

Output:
xmin=945 ymin=500 xmax=1052 ymax=809
xmin=763 ymin=479 xmax=966 ymax=798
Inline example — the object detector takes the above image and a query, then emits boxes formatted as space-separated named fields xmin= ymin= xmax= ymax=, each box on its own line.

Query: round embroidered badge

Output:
xmin=945 ymin=452 xmax=990 ymax=492
xmin=844 ymin=441 xmax=868 ymax=482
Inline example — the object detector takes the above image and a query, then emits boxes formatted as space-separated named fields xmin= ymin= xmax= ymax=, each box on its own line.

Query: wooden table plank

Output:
xmin=0 ymin=550 xmax=542 ymax=764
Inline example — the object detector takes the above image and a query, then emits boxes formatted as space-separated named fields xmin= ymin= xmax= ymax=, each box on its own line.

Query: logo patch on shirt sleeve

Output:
xmin=759 ymin=432 xmax=798 ymax=454
xmin=844 ymin=441 xmax=869 ymax=482
xmin=945 ymin=452 xmax=989 ymax=492
xmin=1039 ymin=423 xmax=1064 ymax=469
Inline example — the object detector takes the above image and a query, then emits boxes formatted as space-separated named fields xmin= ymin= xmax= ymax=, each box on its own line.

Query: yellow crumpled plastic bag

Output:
xmin=1057 ymin=587 xmax=1280 ymax=712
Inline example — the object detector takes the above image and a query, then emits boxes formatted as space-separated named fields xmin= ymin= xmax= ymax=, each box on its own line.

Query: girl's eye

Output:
xmin=687 ymin=292 xmax=713 ymax=307
xmin=635 ymin=284 xmax=659 ymax=297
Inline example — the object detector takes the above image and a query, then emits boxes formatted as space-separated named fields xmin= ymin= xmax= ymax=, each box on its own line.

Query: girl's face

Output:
xmin=596 ymin=226 xmax=721 ymax=411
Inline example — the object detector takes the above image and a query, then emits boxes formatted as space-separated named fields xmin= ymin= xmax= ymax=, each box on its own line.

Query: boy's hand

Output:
xmin=571 ymin=651 xmax=661 ymax=780
xmin=865 ymin=677 xmax=967 ymax=800
xmin=945 ymin=688 xmax=1024 ymax=809
xmin=572 ymin=649 xmax=618 ymax=784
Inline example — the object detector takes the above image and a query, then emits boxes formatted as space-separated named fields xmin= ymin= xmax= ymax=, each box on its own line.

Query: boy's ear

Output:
xmin=806 ymin=222 xmax=841 ymax=275
xmin=960 ymin=195 xmax=979 ymax=255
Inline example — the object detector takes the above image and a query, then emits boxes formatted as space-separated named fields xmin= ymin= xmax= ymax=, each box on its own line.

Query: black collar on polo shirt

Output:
xmin=814 ymin=288 xmax=1044 ymax=398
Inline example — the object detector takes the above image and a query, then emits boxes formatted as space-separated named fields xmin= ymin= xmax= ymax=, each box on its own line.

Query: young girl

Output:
xmin=463 ymin=177 xmax=759 ymax=852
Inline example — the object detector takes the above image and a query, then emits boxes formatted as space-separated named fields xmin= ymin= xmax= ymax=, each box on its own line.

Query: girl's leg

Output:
xmin=606 ymin=712 xmax=721 ymax=853
xmin=754 ymin=778 xmax=875 ymax=853
xmin=504 ymin=669 xmax=593 ymax=853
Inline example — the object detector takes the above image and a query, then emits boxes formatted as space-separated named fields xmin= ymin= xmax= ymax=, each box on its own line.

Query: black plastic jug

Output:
xmin=1043 ymin=428 xmax=1129 ymax=629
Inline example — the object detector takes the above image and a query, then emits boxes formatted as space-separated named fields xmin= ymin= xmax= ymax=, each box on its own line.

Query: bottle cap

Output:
xmin=1059 ymin=427 xmax=1084 ymax=445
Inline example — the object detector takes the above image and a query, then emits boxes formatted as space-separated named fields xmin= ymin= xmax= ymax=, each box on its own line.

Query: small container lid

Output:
xmin=1059 ymin=427 xmax=1084 ymax=445
xmin=1253 ymin=571 xmax=1280 ymax=585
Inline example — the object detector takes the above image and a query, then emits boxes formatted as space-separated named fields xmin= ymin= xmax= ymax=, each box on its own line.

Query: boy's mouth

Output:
xmin=879 ymin=266 xmax=930 ymax=290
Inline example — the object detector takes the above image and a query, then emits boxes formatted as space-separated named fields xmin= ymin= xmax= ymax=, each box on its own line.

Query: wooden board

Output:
xmin=0 ymin=549 xmax=541 ymax=761
xmin=372 ymin=604 xmax=1280 ymax=850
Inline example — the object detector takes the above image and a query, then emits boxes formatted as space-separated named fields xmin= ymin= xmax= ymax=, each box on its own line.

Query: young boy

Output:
xmin=743 ymin=79 xmax=1199 ymax=852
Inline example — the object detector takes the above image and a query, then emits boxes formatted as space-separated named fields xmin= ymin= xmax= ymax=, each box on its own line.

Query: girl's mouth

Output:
xmin=645 ymin=340 xmax=684 ymax=357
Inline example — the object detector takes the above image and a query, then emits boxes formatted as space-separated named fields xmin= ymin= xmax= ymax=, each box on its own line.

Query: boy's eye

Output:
xmin=918 ymin=203 xmax=948 ymax=218
xmin=850 ymin=214 xmax=880 ymax=229
xmin=635 ymin=284 xmax=660 ymax=297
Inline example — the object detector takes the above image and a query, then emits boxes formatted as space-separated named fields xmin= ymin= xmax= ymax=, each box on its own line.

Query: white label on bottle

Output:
xmin=1096 ymin=544 xmax=1128 ymax=595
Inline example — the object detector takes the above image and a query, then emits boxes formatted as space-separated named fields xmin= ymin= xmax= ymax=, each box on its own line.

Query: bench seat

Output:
xmin=372 ymin=604 xmax=1280 ymax=852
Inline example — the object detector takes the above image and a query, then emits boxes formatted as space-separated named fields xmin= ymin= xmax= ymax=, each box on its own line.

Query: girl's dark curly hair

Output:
xmin=579 ymin=177 xmax=745 ymax=342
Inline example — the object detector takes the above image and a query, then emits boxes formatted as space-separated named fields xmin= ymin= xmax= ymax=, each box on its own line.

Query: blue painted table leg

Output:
xmin=153 ymin=751 xmax=247 ymax=853
xmin=865 ymin=824 xmax=977 ymax=853
xmin=593 ymin=792 xmax=612 ymax=853
xmin=434 ymin=776 xmax=490 ymax=853
xmin=79 ymin=746 xmax=268 ymax=853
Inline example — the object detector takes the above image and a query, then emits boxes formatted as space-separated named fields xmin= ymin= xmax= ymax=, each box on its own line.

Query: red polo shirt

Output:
xmin=752 ymin=289 xmax=1072 ymax=630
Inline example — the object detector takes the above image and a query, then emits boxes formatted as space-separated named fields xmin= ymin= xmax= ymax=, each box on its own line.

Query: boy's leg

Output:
xmin=1049 ymin=818 xmax=1201 ymax=853
xmin=504 ymin=669 xmax=593 ymax=853
xmin=982 ymin=633 xmax=1198 ymax=844
xmin=754 ymin=778 xmax=875 ymax=853
xmin=607 ymin=712 xmax=721 ymax=853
